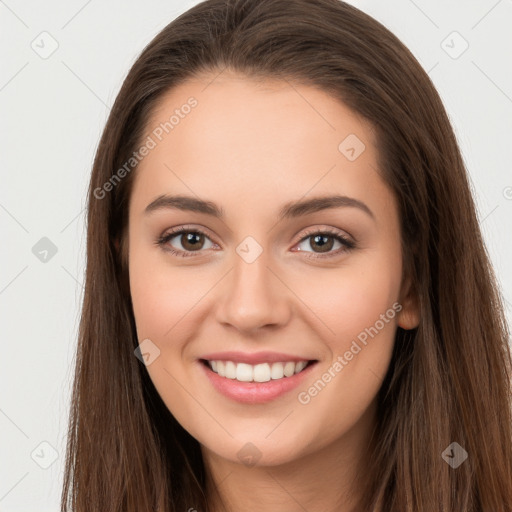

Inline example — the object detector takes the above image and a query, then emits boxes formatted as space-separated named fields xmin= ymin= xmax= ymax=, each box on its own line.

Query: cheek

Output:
xmin=294 ymin=255 xmax=401 ymax=349
xmin=128 ymin=234 xmax=207 ymax=340
xmin=290 ymin=248 xmax=401 ymax=410
xmin=129 ymin=256 xmax=169 ymax=339
xmin=130 ymin=271 xmax=208 ymax=348
xmin=128 ymin=250 xmax=205 ymax=430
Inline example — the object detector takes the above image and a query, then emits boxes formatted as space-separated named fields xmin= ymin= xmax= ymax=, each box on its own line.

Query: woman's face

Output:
xmin=127 ymin=71 xmax=419 ymax=468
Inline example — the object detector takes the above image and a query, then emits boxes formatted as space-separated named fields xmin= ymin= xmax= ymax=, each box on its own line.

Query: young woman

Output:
xmin=61 ymin=0 xmax=512 ymax=510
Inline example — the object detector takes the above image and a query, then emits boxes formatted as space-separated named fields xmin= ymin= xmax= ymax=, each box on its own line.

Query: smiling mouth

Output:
xmin=200 ymin=358 xmax=317 ymax=383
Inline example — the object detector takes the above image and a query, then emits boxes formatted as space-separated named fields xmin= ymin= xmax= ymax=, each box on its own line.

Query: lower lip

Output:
xmin=198 ymin=360 xmax=318 ymax=404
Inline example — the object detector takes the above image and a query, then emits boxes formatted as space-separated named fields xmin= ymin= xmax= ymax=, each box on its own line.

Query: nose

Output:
xmin=215 ymin=250 xmax=292 ymax=334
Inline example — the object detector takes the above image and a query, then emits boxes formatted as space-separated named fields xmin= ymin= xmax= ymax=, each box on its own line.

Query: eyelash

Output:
xmin=155 ymin=225 xmax=356 ymax=260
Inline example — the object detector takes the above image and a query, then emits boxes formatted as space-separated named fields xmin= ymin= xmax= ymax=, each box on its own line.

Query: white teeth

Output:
xmin=295 ymin=360 xmax=308 ymax=373
xmin=225 ymin=361 xmax=237 ymax=379
xmin=270 ymin=362 xmax=284 ymax=379
xmin=207 ymin=359 xmax=311 ymax=382
xmin=283 ymin=361 xmax=295 ymax=377
xmin=236 ymin=363 xmax=253 ymax=382
xmin=253 ymin=363 xmax=271 ymax=382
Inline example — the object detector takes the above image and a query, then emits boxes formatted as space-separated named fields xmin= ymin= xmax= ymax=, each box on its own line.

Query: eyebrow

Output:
xmin=144 ymin=194 xmax=375 ymax=220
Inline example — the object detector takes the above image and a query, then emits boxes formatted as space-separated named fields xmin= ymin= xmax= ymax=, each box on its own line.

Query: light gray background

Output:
xmin=1 ymin=0 xmax=511 ymax=510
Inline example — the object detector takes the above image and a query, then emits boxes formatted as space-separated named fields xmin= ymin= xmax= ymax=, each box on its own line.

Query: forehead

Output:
xmin=131 ymin=71 xmax=392 ymax=223
xmin=144 ymin=71 xmax=377 ymax=157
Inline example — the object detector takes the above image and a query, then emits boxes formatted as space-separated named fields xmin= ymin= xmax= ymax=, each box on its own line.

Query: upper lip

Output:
xmin=200 ymin=351 xmax=317 ymax=365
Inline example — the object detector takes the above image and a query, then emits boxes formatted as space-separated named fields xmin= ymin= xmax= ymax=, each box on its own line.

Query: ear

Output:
xmin=397 ymin=275 xmax=420 ymax=330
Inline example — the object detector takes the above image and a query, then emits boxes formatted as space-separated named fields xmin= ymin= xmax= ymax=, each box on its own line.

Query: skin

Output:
xmin=127 ymin=70 xmax=420 ymax=511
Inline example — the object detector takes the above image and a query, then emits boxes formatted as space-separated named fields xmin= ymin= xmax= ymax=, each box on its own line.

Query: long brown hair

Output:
xmin=61 ymin=0 xmax=512 ymax=510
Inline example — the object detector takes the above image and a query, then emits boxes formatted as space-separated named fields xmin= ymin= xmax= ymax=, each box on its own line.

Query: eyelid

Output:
xmin=159 ymin=224 xmax=217 ymax=241
xmin=296 ymin=226 xmax=355 ymax=245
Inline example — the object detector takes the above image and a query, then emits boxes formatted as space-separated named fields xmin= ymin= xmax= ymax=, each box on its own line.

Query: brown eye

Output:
xmin=179 ymin=232 xmax=206 ymax=251
xmin=308 ymin=234 xmax=335 ymax=253
xmin=295 ymin=229 xmax=355 ymax=258
xmin=157 ymin=228 xmax=215 ymax=256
